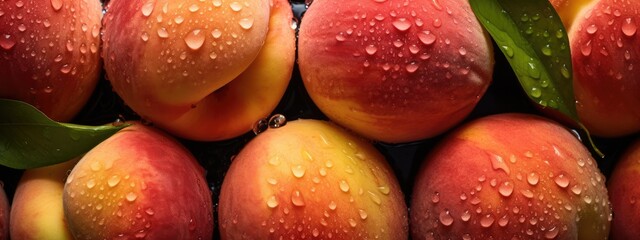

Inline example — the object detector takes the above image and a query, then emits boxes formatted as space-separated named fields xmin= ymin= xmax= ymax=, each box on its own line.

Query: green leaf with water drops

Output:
xmin=0 ymin=99 xmax=129 ymax=169
xmin=470 ymin=0 xmax=603 ymax=157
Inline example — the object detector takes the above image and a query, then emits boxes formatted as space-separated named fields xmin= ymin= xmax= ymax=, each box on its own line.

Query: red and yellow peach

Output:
xmin=411 ymin=113 xmax=611 ymax=239
xmin=0 ymin=0 xmax=103 ymax=121
xmin=63 ymin=124 xmax=213 ymax=239
xmin=219 ymin=119 xmax=408 ymax=239
xmin=102 ymin=0 xmax=295 ymax=141
xmin=298 ymin=0 xmax=494 ymax=143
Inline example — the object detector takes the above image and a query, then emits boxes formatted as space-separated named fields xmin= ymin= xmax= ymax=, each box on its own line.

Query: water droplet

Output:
xmin=268 ymin=114 xmax=287 ymax=128
xmin=185 ymin=29 xmax=205 ymax=50
xmin=541 ymin=46 xmax=552 ymax=56
xmin=15 ymin=1 xmax=24 ymax=7
xmin=498 ymin=215 xmax=509 ymax=227
xmin=239 ymin=18 xmax=254 ymax=30
xmin=622 ymin=18 xmax=637 ymax=37
xmin=291 ymin=165 xmax=306 ymax=178
xmin=209 ymin=52 xmax=217 ymax=60
xmin=230 ymin=2 xmax=242 ymax=11
xmin=571 ymin=185 xmax=582 ymax=195
xmin=490 ymin=154 xmax=510 ymax=175
xmin=581 ymin=40 xmax=592 ymax=56
xmin=358 ymin=209 xmax=368 ymax=220
xmin=433 ymin=18 xmax=442 ymax=28
xmin=213 ymin=0 xmax=222 ymax=7
xmin=392 ymin=18 xmax=412 ymax=31
xmin=17 ymin=24 xmax=26 ymax=32
xmin=365 ymin=44 xmax=377 ymax=55
xmin=126 ymin=192 xmax=138 ymax=202
xmin=108 ymin=175 xmax=121 ymax=187
xmin=418 ymin=31 xmax=436 ymax=45
xmin=405 ymin=62 xmax=419 ymax=73
xmin=0 ymin=34 xmax=15 ymax=50
xmin=480 ymin=214 xmax=495 ymax=227
xmin=561 ymin=64 xmax=571 ymax=78
xmin=174 ymin=16 xmax=185 ymax=24
xmin=545 ymin=226 xmax=559 ymax=239
xmin=145 ymin=208 xmax=155 ymax=216
xmin=141 ymin=32 xmax=150 ymax=42
xmin=586 ymin=24 xmax=598 ymax=34
xmin=431 ymin=192 xmax=440 ymax=203
xmin=527 ymin=172 xmax=539 ymax=186
xmin=339 ymin=180 xmax=350 ymax=192
xmin=521 ymin=189 xmax=534 ymax=198
xmin=335 ymin=32 xmax=346 ymax=42
xmin=86 ymin=179 xmax=96 ymax=189
xmin=59 ymin=64 xmax=73 ymax=74
xmin=554 ymin=174 xmax=570 ymax=188
xmin=188 ymin=4 xmax=199 ymax=12
xmin=51 ymin=0 xmax=63 ymax=11
xmin=291 ymin=190 xmax=305 ymax=206
xmin=461 ymin=210 xmax=471 ymax=222
xmin=348 ymin=218 xmax=357 ymax=227
xmin=378 ymin=186 xmax=390 ymax=195
xmin=498 ymin=181 xmax=514 ymax=197
xmin=530 ymin=87 xmax=542 ymax=99
xmin=502 ymin=45 xmax=514 ymax=57
xmin=328 ymin=201 xmax=337 ymax=210
xmin=439 ymin=209 xmax=454 ymax=226
xmin=141 ymin=2 xmax=155 ymax=17
xmin=206 ymin=30 xmax=221 ymax=40
xmin=458 ymin=47 xmax=467 ymax=56
xmin=157 ymin=28 xmax=169 ymax=38
xmin=267 ymin=196 xmax=279 ymax=208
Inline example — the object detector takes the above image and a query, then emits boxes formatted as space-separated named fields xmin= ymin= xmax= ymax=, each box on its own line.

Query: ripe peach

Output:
xmin=550 ymin=0 xmax=640 ymax=137
xmin=0 ymin=183 xmax=8 ymax=240
xmin=0 ymin=0 xmax=103 ymax=122
xmin=102 ymin=0 xmax=295 ymax=141
xmin=63 ymin=124 xmax=213 ymax=239
xmin=10 ymin=159 xmax=76 ymax=240
xmin=608 ymin=138 xmax=640 ymax=239
xmin=219 ymin=119 xmax=408 ymax=239
xmin=411 ymin=113 xmax=611 ymax=239
xmin=298 ymin=0 xmax=494 ymax=143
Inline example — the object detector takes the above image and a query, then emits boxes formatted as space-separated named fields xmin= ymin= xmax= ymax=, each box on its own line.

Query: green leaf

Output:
xmin=470 ymin=0 xmax=603 ymax=157
xmin=0 ymin=99 xmax=129 ymax=169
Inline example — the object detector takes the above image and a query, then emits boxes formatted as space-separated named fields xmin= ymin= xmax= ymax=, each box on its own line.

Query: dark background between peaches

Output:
xmin=0 ymin=0 xmax=637 ymax=239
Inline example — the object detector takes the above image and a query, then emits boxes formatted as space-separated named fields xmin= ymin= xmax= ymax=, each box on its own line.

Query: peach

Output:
xmin=102 ymin=0 xmax=295 ymax=141
xmin=298 ymin=0 xmax=494 ymax=143
xmin=411 ymin=113 xmax=611 ymax=239
xmin=607 ymin=138 xmax=640 ymax=239
xmin=10 ymin=159 xmax=77 ymax=240
xmin=550 ymin=0 xmax=640 ymax=137
xmin=0 ymin=182 xmax=8 ymax=240
xmin=218 ymin=119 xmax=408 ymax=239
xmin=0 ymin=0 xmax=102 ymax=122
xmin=62 ymin=124 xmax=213 ymax=239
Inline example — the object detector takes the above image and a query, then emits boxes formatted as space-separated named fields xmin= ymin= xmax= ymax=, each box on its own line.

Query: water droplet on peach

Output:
xmin=267 ymin=196 xmax=279 ymax=208
xmin=622 ymin=18 xmax=637 ymax=37
xmin=439 ymin=209 xmax=454 ymax=226
xmin=291 ymin=190 xmax=305 ymax=206
xmin=339 ymin=180 xmax=350 ymax=192
xmin=51 ymin=0 xmax=63 ymax=11
xmin=418 ymin=31 xmax=436 ymax=45
xmin=498 ymin=181 xmax=514 ymax=197
xmin=185 ymin=29 xmax=205 ymax=50
xmin=239 ymin=18 xmax=254 ymax=30
xmin=108 ymin=175 xmax=121 ymax=187
xmin=480 ymin=214 xmax=494 ymax=227
xmin=392 ymin=18 xmax=412 ymax=31
xmin=141 ymin=2 xmax=155 ymax=17
xmin=229 ymin=2 xmax=242 ymax=11
xmin=554 ymin=174 xmax=570 ymax=188
xmin=291 ymin=165 xmax=306 ymax=178
xmin=126 ymin=192 xmax=138 ymax=202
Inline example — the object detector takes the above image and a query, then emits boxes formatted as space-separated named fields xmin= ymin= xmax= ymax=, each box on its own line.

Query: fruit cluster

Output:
xmin=1 ymin=0 xmax=639 ymax=239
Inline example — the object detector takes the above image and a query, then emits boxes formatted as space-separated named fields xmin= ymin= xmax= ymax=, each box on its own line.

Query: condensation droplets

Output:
xmin=185 ymin=29 xmax=205 ymax=50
